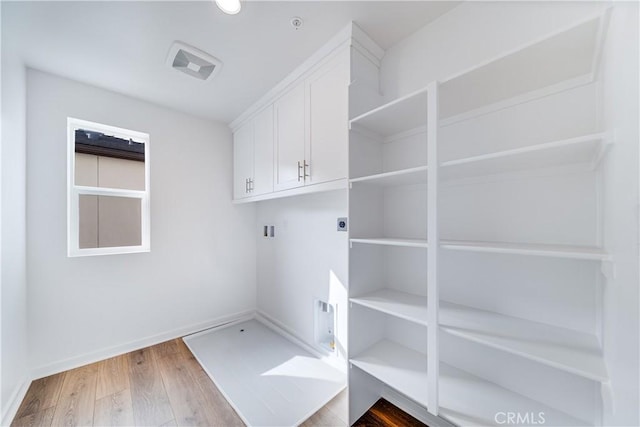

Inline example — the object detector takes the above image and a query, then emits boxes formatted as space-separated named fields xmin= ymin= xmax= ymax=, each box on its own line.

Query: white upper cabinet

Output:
xmin=252 ymin=105 xmax=274 ymax=196
xmin=274 ymin=81 xmax=306 ymax=192
xmin=233 ymin=121 xmax=254 ymax=200
xmin=233 ymin=105 xmax=274 ymax=199
xmin=230 ymin=23 xmax=384 ymax=202
xmin=274 ymin=49 xmax=350 ymax=192
xmin=306 ymin=49 xmax=350 ymax=185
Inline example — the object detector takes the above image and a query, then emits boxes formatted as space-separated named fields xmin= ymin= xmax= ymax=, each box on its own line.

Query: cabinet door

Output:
xmin=252 ymin=105 xmax=274 ymax=196
xmin=233 ymin=122 xmax=254 ymax=200
xmin=306 ymin=49 xmax=350 ymax=185
xmin=274 ymin=81 xmax=306 ymax=191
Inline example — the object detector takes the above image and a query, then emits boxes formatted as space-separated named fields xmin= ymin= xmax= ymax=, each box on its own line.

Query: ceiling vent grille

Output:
xmin=166 ymin=41 xmax=222 ymax=81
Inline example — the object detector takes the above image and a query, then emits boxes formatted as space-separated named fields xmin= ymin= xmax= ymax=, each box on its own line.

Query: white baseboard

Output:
xmin=1 ymin=375 xmax=31 ymax=426
xmin=30 ymin=309 xmax=255 ymax=380
xmin=255 ymin=310 xmax=347 ymax=373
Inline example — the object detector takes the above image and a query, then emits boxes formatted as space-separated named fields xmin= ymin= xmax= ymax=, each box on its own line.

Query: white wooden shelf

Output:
xmin=441 ymin=240 xmax=609 ymax=261
xmin=350 ymin=166 xmax=428 ymax=187
xmin=350 ymin=340 xmax=589 ymax=427
xmin=440 ymin=301 xmax=607 ymax=382
xmin=439 ymin=15 xmax=604 ymax=122
xmin=350 ymin=340 xmax=428 ymax=408
xmin=350 ymin=289 xmax=428 ymax=326
xmin=349 ymin=87 xmax=429 ymax=138
xmin=440 ymin=132 xmax=610 ymax=181
xmin=439 ymin=363 xmax=590 ymax=427
xmin=350 ymin=238 xmax=428 ymax=249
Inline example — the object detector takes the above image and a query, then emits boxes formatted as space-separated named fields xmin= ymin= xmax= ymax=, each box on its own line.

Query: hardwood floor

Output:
xmin=353 ymin=399 xmax=427 ymax=427
xmin=12 ymin=338 xmax=347 ymax=427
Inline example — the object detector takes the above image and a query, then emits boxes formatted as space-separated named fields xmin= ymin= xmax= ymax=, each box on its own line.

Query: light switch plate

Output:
xmin=337 ymin=217 xmax=348 ymax=231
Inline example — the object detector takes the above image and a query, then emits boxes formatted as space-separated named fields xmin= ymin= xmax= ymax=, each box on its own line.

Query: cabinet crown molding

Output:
xmin=229 ymin=21 xmax=383 ymax=132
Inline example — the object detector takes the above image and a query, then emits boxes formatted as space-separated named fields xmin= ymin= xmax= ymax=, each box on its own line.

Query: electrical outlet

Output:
xmin=337 ymin=217 xmax=348 ymax=231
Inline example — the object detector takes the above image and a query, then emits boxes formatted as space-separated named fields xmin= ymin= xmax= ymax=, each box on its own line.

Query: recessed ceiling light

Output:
xmin=166 ymin=41 xmax=222 ymax=81
xmin=215 ymin=0 xmax=241 ymax=15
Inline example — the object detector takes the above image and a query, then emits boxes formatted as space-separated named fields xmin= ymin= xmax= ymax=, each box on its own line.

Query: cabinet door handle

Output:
xmin=297 ymin=161 xmax=303 ymax=182
xmin=249 ymin=178 xmax=254 ymax=192
xmin=304 ymin=161 xmax=310 ymax=179
xmin=245 ymin=178 xmax=249 ymax=193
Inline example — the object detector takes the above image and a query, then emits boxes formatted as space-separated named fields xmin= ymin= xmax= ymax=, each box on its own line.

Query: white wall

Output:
xmin=25 ymin=69 xmax=257 ymax=376
xmin=1 ymin=3 xmax=30 ymax=421
xmin=256 ymin=191 xmax=348 ymax=367
xmin=600 ymin=3 xmax=640 ymax=425
xmin=380 ymin=1 xmax=603 ymax=101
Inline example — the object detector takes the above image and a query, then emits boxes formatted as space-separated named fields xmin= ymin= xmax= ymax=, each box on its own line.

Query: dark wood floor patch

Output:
xmin=353 ymin=398 xmax=428 ymax=427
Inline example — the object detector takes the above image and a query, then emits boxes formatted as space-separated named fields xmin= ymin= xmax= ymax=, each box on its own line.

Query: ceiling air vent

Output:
xmin=166 ymin=41 xmax=222 ymax=81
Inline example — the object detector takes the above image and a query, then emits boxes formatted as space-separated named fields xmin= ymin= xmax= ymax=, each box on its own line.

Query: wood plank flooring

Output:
xmin=11 ymin=338 xmax=347 ymax=427
xmin=353 ymin=399 xmax=427 ymax=427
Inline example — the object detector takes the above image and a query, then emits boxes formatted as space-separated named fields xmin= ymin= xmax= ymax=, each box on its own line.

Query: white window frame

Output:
xmin=67 ymin=117 xmax=151 ymax=257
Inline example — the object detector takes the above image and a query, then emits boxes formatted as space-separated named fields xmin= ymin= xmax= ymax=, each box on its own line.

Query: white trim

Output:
xmin=184 ymin=315 xmax=347 ymax=427
xmin=233 ymin=178 xmax=347 ymax=204
xmin=439 ymin=9 xmax=609 ymax=89
xmin=426 ymin=81 xmax=439 ymax=416
xmin=440 ymin=73 xmax=594 ymax=127
xmin=439 ymin=163 xmax=594 ymax=189
xmin=67 ymin=118 xmax=149 ymax=142
xmin=349 ymin=122 xmax=384 ymax=143
xmin=1 ymin=376 xmax=31 ymax=426
xmin=30 ymin=309 xmax=255 ymax=380
xmin=350 ymin=23 xmax=385 ymax=68
xmin=590 ymin=7 xmax=612 ymax=82
xmin=255 ymin=310 xmax=322 ymax=358
xmin=181 ymin=315 xmax=255 ymax=341
xmin=256 ymin=310 xmax=347 ymax=373
xmin=75 ymin=186 xmax=146 ymax=197
xmin=441 ymin=132 xmax=608 ymax=168
xmin=438 ymin=9 xmax=611 ymax=127
xmin=67 ymin=117 xmax=151 ymax=258
xmin=349 ymin=85 xmax=429 ymax=130
xmin=384 ymin=126 xmax=427 ymax=145
xmin=230 ymin=26 xmax=351 ymax=131
xmin=230 ymin=22 xmax=383 ymax=131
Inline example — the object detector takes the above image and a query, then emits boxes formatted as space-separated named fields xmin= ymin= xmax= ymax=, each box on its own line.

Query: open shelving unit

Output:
xmin=440 ymin=301 xmax=607 ymax=382
xmin=438 ymin=364 xmax=590 ymax=427
xmin=348 ymin=8 xmax=612 ymax=427
xmin=350 ymin=340 xmax=429 ymax=408
xmin=349 ymin=87 xmax=429 ymax=138
xmin=350 ymin=292 xmax=607 ymax=382
xmin=440 ymin=240 xmax=609 ymax=261
xmin=350 ymin=238 xmax=428 ymax=249
xmin=438 ymin=14 xmax=606 ymax=124
xmin=347 ymin=66 xmax=436 ymax=424
xmin=440 ymin=132 xmax=611 ymax=181
xmin=350 ymin=289 xmax=428 ymax=326
xmin=350 ymin=166 xmax=428 ymax=187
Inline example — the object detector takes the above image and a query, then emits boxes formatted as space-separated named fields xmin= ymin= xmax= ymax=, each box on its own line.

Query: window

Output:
xmin=68 ymin=118 xmax=150 ymax=256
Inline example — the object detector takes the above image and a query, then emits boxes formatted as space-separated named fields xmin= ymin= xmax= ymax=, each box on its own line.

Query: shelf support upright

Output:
xmin=426 ymin=81 xmax=439 ymax=416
